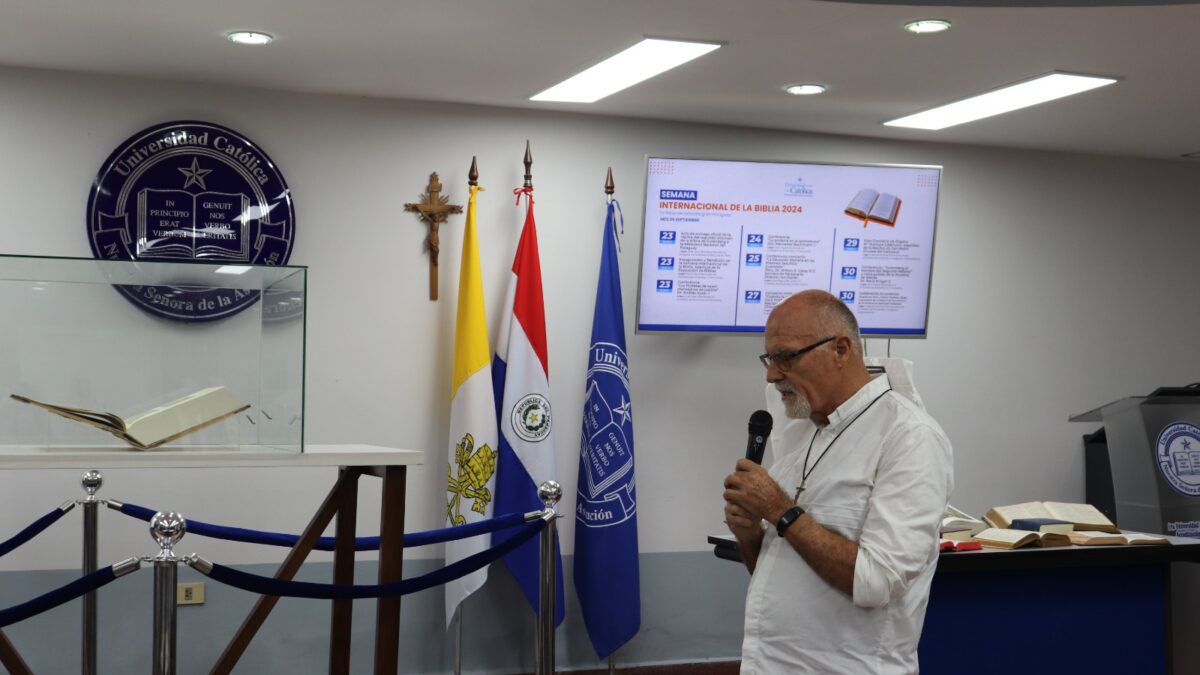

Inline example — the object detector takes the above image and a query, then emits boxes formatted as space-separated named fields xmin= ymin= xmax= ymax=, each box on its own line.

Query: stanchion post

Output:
xmin=80 ymin=470 xmax=102 ymax=675
xmin=149 ymin=512 xmax=186 ymax=675
xmin=536 ymin=480 xmax=561 ymax=675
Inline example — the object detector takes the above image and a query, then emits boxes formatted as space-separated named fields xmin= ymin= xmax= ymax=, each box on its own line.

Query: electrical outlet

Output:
xmin=177 ymin=582 xmax=205 ymax=605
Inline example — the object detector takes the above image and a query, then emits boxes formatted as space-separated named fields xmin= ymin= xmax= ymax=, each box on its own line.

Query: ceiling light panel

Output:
xmin=884 ymin=72 xmax=1117 ymax=130
xmin=531 ymin=38 xmax=721 ymax=103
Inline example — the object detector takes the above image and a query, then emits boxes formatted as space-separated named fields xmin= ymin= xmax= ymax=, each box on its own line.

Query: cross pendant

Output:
xmin=794 ymin=481 xmax=805 ymax=503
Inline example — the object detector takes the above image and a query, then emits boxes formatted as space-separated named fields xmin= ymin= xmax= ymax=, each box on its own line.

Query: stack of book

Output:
xmin=937 ymin=501 xmax=1170 ymax=551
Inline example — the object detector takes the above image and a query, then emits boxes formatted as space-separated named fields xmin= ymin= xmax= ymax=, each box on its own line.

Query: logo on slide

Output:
xmin=656 ymin=279 xmax=674 ymax=293
xmin=745 ymin=253 xmax=762 ymax=267
xmin=784 ymin=178 xmax=814 ymax=197
xmin=746 ymin=233 xmax=764 ymax=248
xmin=657 ymin=256 xmax=675 ymax=270
xmin=843 ymin=238 xmax=860 ymax=252
xmin=744 ymin=290 xmax=762 ymax=304
xmin=1156 ymin=422 xmax=1200 ymax=496
xmin=659 ymin=189 xmax=698 ymax=200
xmin=841 ymin=266 xmax=858 ymax=280
xmin=659 ymin=230 xmax=677 ymax=244
xmin=839 ymin=291 xmax=855 ymax=304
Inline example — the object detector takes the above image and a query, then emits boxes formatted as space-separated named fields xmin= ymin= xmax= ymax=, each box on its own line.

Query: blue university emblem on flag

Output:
xmin=578 ymin=342 xmax=636 ymax=528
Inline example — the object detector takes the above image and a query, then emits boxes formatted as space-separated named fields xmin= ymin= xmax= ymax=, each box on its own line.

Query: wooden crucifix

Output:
xmin=405 ymin=172 xmax=464 ymax=300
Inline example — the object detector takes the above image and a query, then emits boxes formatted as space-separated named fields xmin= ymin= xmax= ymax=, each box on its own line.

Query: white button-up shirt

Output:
xmin=741 ymin=374 xmax=953 ymax=674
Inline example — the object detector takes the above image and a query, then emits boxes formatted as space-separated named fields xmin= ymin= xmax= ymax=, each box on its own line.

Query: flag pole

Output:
xmin=452 ymin=157 xmax=479 ymax=675
xmin=605 ymin=167 xmax=617 ymax=675
xmin=524 ymin=140 xmax=547 ymax=675
xmin=453 ymin=606 xmax=463 ymax=675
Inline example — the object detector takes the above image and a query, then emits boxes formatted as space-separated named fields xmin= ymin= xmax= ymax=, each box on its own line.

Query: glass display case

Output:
xmin=0 ymin=254 xmax=305 ymax=453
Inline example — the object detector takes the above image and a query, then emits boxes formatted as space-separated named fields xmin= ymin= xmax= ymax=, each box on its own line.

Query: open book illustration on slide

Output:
xmin=844 ymin=188 xmax=901 ymax=227
xmin=10 ymin=386 xmax=249 ymax=450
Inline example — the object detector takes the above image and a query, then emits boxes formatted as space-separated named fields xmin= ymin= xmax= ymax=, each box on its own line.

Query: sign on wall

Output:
xmin=86 ymin=120 xmax=296 ymax=321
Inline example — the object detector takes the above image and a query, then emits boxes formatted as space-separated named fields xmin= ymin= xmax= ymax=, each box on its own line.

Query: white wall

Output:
xmin=2 ymin=65 xmax=1199 ymax=574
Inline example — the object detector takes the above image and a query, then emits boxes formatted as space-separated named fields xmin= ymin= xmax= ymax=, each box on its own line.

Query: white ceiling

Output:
xmin=2 ymin=0 xmax=1198 ymax=160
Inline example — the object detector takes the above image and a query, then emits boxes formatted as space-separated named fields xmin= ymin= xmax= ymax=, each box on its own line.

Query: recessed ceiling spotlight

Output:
xmin=904 ymin=19 xmax=952 ymax=34
xmin=226 ymin=31 xmax=274 ymax=46
xmin=785 ymin=84 xmax=827 ymax=96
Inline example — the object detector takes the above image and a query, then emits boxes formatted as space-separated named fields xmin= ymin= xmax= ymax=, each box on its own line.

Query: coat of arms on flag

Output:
xmin=447 ymin=432 xmax=497 ymax=525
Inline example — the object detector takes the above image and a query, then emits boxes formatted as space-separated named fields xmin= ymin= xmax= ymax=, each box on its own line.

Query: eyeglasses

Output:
xmin=759 ymin=336 xmax=836 ymax=371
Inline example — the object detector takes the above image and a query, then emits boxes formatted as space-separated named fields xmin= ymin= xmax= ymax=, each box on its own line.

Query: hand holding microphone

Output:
xmin=726 ymin=410 xmax=792 ymax=530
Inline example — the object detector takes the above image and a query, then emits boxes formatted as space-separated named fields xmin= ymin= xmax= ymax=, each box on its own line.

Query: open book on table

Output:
xmin=1068 ymin=531 xmax=1170 ymax=546
xmin=974 ymin=527 xmax=1071 ymax=550
xmin=941 ymin=504 xmax=987 ymax=539
xmin=10 ymin=386 xmax=249 ymax=450
xmin=984 ymin=501 xmax=1119 ymax=533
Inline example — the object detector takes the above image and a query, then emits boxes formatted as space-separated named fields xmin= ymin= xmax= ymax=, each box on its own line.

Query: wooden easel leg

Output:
xmin=209 ymin=468 xmax=361 ymax=675
xmin=0 ymin=629 xmax=33 ymax=675
xmin=373 ymin=466 xmax=406 ymax=674
xmin=329 ymin=467 xmax=360 ymax=675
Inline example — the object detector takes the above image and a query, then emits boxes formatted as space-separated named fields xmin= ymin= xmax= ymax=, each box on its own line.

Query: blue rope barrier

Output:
xmin=0 ymin=565 xmax=127 ymax=627
xmin=195 ymin=517 xmax=547 ymax=600
xmin=0 ymin=505 xmax=72 ymax=559
xmin=113 ymin=501 xmax=528 ymax=551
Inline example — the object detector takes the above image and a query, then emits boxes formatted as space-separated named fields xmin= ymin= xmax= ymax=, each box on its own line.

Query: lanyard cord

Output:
xmin=799 ymin=387 xmax=894 ymax=493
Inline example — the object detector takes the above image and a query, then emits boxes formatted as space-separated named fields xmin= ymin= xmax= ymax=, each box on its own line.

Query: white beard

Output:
xmin=778 ymin=385 xmax=812 ymax=420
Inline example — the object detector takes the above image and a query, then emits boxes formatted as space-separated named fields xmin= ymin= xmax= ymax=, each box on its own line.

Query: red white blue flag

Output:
xmin=492 ymin=190 xmax=565 ymax=625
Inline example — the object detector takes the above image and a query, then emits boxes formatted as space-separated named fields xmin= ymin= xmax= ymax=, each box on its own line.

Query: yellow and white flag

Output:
xmin=444 ymin=183 xmax=498 ymax=625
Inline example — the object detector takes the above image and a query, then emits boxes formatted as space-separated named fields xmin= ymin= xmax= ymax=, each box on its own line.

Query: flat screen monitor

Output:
xmin=636 ymin=157 xmax=942 ymax=337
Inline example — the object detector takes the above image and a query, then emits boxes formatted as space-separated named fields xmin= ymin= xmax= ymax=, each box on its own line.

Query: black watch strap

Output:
xmin=776 ymin=505 xmax=805 ymax=538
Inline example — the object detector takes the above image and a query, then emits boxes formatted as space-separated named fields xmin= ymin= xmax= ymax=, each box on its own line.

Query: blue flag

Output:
xmin=574 ymin=199 xmax=640 ymax=658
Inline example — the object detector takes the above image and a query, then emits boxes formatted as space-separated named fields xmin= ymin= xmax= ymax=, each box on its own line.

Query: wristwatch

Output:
xmin=776 ymin=505 xmax=805 ymax=538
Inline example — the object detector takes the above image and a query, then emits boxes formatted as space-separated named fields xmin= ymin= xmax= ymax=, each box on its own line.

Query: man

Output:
xmin=723 ymin=290 xmax=953 ymax=674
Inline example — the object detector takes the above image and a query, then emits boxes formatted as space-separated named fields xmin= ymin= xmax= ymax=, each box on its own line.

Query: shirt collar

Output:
xmin=822 ymin=374 xmax=889 ymax=430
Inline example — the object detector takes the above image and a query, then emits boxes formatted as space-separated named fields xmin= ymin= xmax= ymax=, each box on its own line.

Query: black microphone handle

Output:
xmin=746 ymin=432 xmax=767 ymax=464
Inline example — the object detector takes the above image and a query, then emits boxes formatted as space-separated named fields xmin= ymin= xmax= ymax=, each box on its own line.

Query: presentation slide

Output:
xmin=636 ymin=157 xmax=941 ymax=336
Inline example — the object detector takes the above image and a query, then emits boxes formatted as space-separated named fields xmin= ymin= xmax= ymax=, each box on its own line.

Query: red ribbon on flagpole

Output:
xmin=513 ymin=186 xmax=534 ymax=206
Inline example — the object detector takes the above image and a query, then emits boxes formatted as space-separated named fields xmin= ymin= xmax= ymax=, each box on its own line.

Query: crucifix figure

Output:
xmin=405 ymin=172 xmax=463 ymax=300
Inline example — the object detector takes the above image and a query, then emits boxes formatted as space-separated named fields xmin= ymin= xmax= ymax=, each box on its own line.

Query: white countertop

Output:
xmin=0 ymin=444 xmax=424 ymax=469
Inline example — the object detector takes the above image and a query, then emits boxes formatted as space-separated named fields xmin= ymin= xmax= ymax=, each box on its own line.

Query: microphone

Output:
xmin=746 ymin=410 xmax=773 ymax=464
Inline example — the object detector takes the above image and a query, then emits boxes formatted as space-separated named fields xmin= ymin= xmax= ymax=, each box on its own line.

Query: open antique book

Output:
xmin=10 ymin=386 xmax=249 ymax=450
xmin=940 ymin=504 xmax=987 ymax=539
xmin=983 ymin=501 xmax=1119 ymax=533
xmin=1068 ymin=531 xmax=1169 ymax=546
xmin=974 ymin=527 xmax=1071 ymax=550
